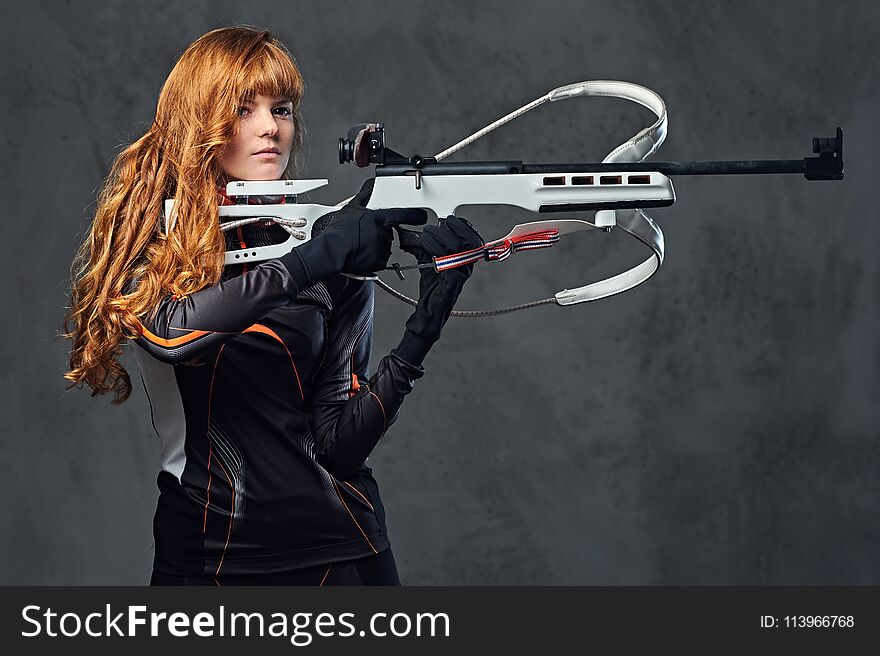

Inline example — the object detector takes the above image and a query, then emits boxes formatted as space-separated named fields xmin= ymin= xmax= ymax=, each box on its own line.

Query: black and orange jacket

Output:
xmin=129 ymin=200 xmax=425 ymax=578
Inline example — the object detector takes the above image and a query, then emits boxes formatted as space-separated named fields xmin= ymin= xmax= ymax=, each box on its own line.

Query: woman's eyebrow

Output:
xmin=240 ymin=97 xmax=292 ymax=104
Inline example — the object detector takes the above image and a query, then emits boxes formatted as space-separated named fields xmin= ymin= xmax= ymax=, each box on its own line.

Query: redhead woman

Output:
xmin=63 ymin=26 xmax=482 ymax=585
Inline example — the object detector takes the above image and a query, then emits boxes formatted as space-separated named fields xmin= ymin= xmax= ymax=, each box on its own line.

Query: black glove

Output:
xmin=392 ymin=215 xmax=484 ymax=367
xmin=280 ymin=178 xmax=427 ymax=289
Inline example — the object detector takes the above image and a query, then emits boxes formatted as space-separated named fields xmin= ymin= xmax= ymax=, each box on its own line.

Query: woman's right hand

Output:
xmin=291 ymin=179 xmax=428 ymax=286
xmin=391 ymin=215 xmax=484 ymax=366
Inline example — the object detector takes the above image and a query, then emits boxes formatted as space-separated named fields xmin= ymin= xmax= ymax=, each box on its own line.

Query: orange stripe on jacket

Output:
xmin=212 ymin=454 xmax=235 ymax=577
xmin=203 ymin=345 xmax=226 ymax=533
xmin=369 ymin=392 xmax=387 ymax=433
xmin=332 ymin=479 xmax=377 ymax=554
xmin=347 ymin=331 xmax=366 ymax=399
xmin=343 ymin=481 xmax=375 ymax=512
xmin=348 ymin=373 xmax=361 ymax=399
xmin=243 ymin=324 xmax=305 ymax=400
xmin=136 ymin=318 xmax=212 ymax=347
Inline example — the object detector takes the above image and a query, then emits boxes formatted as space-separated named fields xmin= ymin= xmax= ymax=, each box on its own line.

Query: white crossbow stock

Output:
xmin=164 ymin=80 xmax=843 ymax=316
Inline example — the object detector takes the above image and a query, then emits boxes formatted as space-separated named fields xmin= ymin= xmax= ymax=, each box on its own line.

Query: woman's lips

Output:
xmin=253 ymin=151 xmax=280 ymax=159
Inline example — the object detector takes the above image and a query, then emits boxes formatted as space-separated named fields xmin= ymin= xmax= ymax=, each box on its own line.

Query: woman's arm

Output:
xmin=309 ymin=277 xmax=425 ymax=480
xmin=131 ymin=183 xmax=426 ymax=366
xmin=309 ymin=215 xmax=483 ymax=479
xmin=130 ymin=256 xmax=306 ymax=365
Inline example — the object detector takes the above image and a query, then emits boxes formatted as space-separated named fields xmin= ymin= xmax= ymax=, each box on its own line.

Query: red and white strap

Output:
xmin=432 ymin=229 xmax=560 ymax=271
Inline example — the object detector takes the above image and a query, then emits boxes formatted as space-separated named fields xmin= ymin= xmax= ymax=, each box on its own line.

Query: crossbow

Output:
xmin=167 ymin=81 xmax=844 ymax=316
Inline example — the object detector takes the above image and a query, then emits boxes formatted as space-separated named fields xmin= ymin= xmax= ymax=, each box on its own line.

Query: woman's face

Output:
xmin=219 ymin=94 xmax=295 ymax=181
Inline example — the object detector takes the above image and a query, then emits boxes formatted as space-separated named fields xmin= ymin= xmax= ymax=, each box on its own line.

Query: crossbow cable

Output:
xmin=371 ymin=80 xmax=668 ymax=315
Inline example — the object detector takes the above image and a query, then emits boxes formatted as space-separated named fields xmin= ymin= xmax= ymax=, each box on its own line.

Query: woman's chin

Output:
xmin=223 ymin=163 xmax=287 ymax=182
xmin=229 ymin=171 xmax=284 ymax=182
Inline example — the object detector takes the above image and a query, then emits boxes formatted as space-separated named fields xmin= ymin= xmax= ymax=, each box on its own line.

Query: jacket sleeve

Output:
xmin=309 ymin=277 xmax=425 ymax=479
xmin=130 ymin=254 xmax=307 ymax=365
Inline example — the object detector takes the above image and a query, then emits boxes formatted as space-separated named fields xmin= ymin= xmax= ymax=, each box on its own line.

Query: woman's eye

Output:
xmin=273 ymin=107 xmax=292 ymax=116
xmin=237 ymin=106 xmax=251 ymax=117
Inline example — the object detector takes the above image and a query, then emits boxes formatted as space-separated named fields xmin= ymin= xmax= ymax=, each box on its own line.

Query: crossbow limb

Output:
xmin=338 ymin=80 xmax=843 ymax=315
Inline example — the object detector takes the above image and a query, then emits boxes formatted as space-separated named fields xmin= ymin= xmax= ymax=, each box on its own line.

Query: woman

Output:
xmin=63 ymin=26 xmax=482 ymax=585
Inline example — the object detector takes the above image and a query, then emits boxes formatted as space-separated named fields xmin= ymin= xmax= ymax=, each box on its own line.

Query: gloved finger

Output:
xmin=420 ymin=224 xmax=479 ymax=256
xmin=373 ymin=207 xmax=429 ymax=229
xmin=394 ymin=226 xmax=424 ymax=251
xmin=394 ymin=226 xmax=433 ymax=265
xmin=351 ymin=178 xmax=376 ymax=208
xmin=311 ymin=210 xmax=334 ymax=238
xmin=439 ymin=215 xmax=484 ymax=248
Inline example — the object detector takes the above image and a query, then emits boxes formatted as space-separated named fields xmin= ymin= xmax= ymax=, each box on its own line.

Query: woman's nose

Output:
xmin=257 ymin=110 xmax=278 ymax=137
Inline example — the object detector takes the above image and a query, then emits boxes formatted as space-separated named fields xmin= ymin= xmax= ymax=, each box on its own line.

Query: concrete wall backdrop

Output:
xmin=1 ymin=0 xmax=876 ymax=584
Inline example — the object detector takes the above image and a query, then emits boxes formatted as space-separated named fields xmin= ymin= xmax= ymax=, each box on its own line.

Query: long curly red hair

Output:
xmin=62 ymin=26 xmax=305 ymax=403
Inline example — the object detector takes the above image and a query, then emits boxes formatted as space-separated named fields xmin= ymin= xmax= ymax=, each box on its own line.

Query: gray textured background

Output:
xmin=1 ymin=0 xmax=877 ymax=584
